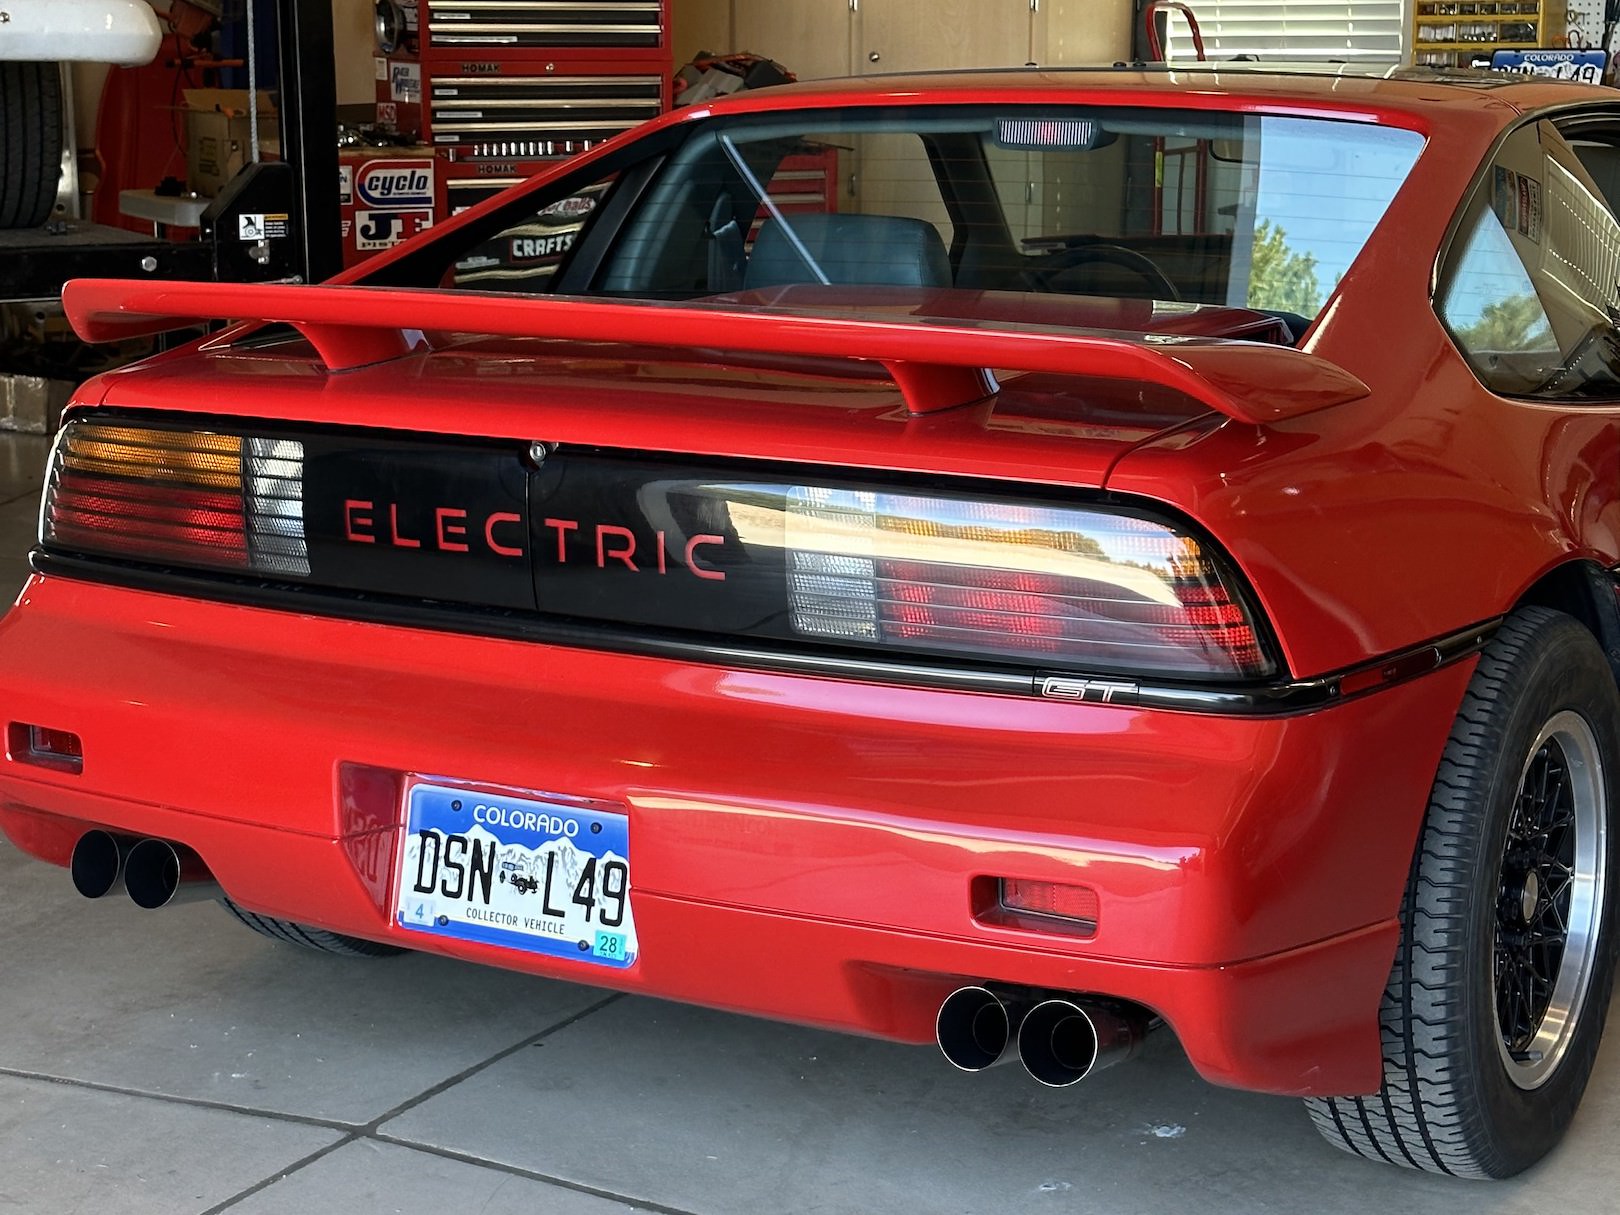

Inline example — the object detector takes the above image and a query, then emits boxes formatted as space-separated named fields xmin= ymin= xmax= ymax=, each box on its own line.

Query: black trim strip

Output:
xmin=29 ymin=550 xmax=1495 ymax=717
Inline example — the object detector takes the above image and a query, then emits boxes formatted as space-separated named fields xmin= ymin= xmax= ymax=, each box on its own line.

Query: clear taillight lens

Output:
xmin=783 ymin=488 xmax=1270 ymax=679
xmin=42 ymin=421 xmax=309 ymax=576
xmin=244 ymin=438 xmax=311 ymax=575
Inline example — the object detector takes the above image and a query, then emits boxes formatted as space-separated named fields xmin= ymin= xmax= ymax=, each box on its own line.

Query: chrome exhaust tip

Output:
xmin=1017 ymin=998 xmax=1147 ymax=1087
xmin=125 ymin=838 xmax=220 ymax=910
xmin=70 ymin=830 xmax=137 ymax=900
xmin=936 ymin=985 xmax=1032 ymax=1072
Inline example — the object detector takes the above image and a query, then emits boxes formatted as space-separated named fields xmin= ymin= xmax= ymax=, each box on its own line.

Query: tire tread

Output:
xmin=220 ymin=897 xmax=405 ymax=958
xmin=0 ymin=63 xmax=64 ymax=229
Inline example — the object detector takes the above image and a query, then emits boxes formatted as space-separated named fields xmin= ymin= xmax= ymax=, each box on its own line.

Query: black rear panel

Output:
xmin=302 ymin=439 xmax=790 ymax=631
xmin=529 ymin=453 xmax=788 ymax=637
xmin=302 ymin=433 xmax=531 ymax=610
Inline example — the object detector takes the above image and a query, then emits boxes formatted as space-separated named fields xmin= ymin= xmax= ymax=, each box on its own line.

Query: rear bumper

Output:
xmin=0 ymin=574 xmax=1474 ymax=1095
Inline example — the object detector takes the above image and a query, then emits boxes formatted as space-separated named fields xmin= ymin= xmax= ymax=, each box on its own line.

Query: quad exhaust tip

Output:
xmin=1017 ymin=997 xmax=1148 ymax=1087
xmin=70 ymin=832 xmax=219 ymax=909
xmin=937 ymin=985 xmax=1151 ymax=1086
xmin=125 ymin=838 xmax=219 ymax=909
xmin=69 ymin=829 xmax=136 ymax=900
xmin=936 ymin=985 xmax=1029 ymax=1072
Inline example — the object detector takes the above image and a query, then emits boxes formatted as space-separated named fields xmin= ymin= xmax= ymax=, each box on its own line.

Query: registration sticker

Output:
xmin=394 ymin=779 xmax=636 ymax=968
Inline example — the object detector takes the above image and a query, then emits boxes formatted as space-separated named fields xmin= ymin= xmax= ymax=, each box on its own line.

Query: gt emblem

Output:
xmin=1038 ymin=677 xmax=1139 ymax=705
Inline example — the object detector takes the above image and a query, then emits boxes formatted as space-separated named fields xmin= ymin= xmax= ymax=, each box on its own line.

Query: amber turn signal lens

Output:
xmin=63 ymin=424 xmax=244 ymax=491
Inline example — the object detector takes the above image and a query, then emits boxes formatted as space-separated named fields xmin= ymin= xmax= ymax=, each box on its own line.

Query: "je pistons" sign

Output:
xmin=356 ymin=160 xmax=434 ymax=210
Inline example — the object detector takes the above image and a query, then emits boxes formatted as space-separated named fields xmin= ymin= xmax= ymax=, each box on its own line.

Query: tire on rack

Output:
xmin=0 ymin=62 xmax=65 ymax=229
xmin=1308 ymin=606 xmax=1620 ymax=1177
xmin=221 ymin=897 xmax=406 ymax=958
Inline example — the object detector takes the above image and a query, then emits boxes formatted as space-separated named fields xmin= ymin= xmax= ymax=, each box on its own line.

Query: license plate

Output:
xmin=393 ymin=779 xmax=637 ymax=968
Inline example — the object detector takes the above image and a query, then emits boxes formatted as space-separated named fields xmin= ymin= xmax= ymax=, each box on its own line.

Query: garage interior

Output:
xmin=4 ymin=1 xmax=1620 ymax=1212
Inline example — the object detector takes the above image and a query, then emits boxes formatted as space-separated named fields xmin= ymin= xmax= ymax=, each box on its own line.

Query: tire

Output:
xmin=1308 ymin=607 xmax=1620 ymax=1177
xmin=0 ymin=62 xmax=64 ymax=229
xmin=221 ymin=898 xmax=406 ymax=958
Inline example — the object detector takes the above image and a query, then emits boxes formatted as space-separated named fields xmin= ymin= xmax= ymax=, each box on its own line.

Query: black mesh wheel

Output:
xmin=1307 ymin=607 xmax=1620 ymax=1177
xmin=221 ymin=898 xmax=405 ymax=958
xmin=0 ymin=62 xmax=64 ymax=229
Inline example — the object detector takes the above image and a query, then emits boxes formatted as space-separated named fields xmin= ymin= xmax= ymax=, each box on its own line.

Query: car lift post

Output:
xmin=274 ymin=0 xmax=342 ymax=284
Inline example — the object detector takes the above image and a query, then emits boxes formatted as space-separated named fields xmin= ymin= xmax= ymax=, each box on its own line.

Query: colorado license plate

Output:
xmin=393 ymin=779 xmax=637 ymax=968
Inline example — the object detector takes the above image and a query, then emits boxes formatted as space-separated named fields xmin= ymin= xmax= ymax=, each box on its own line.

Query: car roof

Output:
xmin=691 ymin=63 xmax=1614 ymax=125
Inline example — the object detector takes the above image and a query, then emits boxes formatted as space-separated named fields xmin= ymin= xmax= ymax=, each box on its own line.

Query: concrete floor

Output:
xmin=1 ymin=430 xmax=1619 ymax=1214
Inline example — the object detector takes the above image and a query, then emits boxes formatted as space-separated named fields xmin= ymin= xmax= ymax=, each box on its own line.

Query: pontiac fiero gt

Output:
xmin=7 ymin=65 xmax=1620 ymax=1178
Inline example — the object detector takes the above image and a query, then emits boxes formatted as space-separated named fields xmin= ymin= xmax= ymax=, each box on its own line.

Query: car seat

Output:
xmin=746 ymin=213 xmax=952 ymax=289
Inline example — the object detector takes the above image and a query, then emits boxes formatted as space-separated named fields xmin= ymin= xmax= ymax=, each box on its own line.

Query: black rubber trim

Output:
xmin=29 ymin=549 xmax=1496 ymax=717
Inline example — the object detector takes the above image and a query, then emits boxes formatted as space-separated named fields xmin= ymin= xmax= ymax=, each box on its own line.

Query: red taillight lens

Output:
xmin=41 ymin=421 xmax=309 ymax=576
xmin=783 ymin=489 xmax=1270 ymax=678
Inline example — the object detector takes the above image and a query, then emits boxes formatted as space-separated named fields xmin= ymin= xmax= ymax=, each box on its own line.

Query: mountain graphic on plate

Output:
xmin=402 ymin=820 xmax=605 ymax=906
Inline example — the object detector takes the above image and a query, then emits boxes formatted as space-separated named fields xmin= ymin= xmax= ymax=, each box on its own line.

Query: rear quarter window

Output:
xmin=1437 ymin=119 xmax=1620 ymax=399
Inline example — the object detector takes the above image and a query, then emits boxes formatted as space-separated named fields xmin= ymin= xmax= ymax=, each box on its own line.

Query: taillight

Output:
xmin=42 ymin=420 xmax=309 ymax=576
xmin=38 ymin=423 xmax=1273 ymax=687
xmin=782 ymin=488 xmax=1269 ymax=679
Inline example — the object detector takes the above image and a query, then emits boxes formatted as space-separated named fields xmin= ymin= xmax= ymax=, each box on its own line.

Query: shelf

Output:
xmin=1414 ymin=40 xmax=1541 ymax=49
xmin=1411 ymin=0 xmax=1565 ymax=64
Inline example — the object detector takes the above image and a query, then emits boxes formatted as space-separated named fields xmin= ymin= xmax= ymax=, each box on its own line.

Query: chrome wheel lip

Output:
xmin=1494 ymin=710 xmax=1607 ymax=1090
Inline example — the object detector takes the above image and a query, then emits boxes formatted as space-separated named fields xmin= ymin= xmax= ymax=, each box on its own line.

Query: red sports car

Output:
xmin=9 ymin=64 xmax=1620 ymax=1179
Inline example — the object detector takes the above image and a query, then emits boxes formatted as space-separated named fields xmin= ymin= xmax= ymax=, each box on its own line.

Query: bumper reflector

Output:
xmin=8 ymin=722 xmax=84 ymax=774
xmin=1000 ymin=878 xmax=1100 ymax=925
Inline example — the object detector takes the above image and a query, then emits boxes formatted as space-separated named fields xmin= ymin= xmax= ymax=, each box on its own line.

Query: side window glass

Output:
xmin=1437 ymin=121 xmax=1620 ymax=398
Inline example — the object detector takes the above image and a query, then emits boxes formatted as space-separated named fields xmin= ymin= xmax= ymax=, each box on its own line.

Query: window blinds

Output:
xmin=1164 ymin=1 xmax=1405 ymax=64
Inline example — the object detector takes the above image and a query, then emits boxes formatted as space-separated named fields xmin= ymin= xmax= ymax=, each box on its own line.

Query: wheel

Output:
xmin=221 ymin=898 xmax=406 ymax=958
xmin=0 ymin=62 xmax=64 ymax=229
xmin=1026 ymin=242 xmax=1181 ymax=300
xmin=1307 ymin=607 xmax=1619 ymax=1177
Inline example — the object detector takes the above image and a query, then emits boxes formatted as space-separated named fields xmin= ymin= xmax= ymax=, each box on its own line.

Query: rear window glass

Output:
xmin=591 ymin=105 xmax=1424 ymax=326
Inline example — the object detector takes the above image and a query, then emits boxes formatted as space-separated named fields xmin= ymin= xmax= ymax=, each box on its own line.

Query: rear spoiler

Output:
xmin=63 ymin=279 xmax=1369 ymax=425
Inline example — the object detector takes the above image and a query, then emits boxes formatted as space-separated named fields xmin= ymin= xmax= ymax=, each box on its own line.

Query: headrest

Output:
xmin=746 ymin=213 xmax=952 ymax=289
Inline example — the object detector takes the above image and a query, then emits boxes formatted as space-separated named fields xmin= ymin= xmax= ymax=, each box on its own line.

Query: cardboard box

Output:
xmin=0 ymin=374 xmax=73 ymax=435
xmin=183 ymin=89 xmax=280 ymax=198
